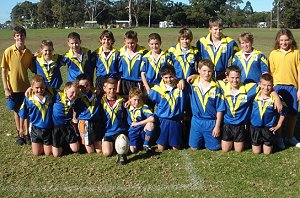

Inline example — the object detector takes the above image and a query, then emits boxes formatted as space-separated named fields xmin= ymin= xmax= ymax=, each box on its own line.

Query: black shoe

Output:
xmin=25 ymin=135 xmax=31 ymax=145
xmin=143 ymin=145 xmax=152 ymax=153
xmin=116 ymin=154 xmax=128 ymax=165
xmin=16 ymin=136 xmax=25 ymax=146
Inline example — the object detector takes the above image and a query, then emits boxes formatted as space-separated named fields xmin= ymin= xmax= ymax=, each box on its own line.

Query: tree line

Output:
xmin=6 ymin=0 xmax=300 ymax=28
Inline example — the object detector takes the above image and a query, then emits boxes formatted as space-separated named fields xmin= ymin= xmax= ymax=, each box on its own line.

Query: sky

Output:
xmin=0 ymin=0 xmax=274 ymax=24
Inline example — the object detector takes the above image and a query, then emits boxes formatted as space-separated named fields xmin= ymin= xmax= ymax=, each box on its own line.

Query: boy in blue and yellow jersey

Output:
xmin=250 ymin=74 xmax=285 ymax=155
xmin=19 ymin=75 xmax=53 ymax=156
xmin=218 ymin=66 xmax=281 ymax=153
xmin=141 ymin=33 xmax=172 ymax=94
xmin=34 ymin=40 xmax=64 ymax=90
xmin=149 ymin=64 xmax=187 ymax=151
xmin=118 ymin=30 xmax=148 ymax=96
xmin=188 ymin=60 xmax=225 ymax=151
xmin=74 ymin=74 xmax=102 ymax=154
xmin=127 ymin=88 xmax=155 ymax=153
xmin=168 ymin=28 xmax=199 ymax=82
xmin=232 ymin=32 xmax=269 ymax=83
xmin=196 ymin=17 xmax=239 ymax=80
xmin=101 ymin=78 xmax=127 ymax=157
xmin=52 ymin=81 xmax=80 ymax=157
xmin=64 ymin=32 xmax=94 ymax=83
xmin=92 ymin=30 xmax=120 ymax=90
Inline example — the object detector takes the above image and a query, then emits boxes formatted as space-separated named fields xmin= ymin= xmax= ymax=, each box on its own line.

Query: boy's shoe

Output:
xmin=116 ymin=154 xmax=128 ymax=165
xmin=25 ymin=135 xmax=31 ymax=145
xmin=143 ymin=145 xmax=152 ymax=153
xmin=16 ymin=136 xmax=25 ymax=146
xmin=275 ymin=136 xmax=285 ymax=150
xmin=285 ymin=137 xmax=300 ymax=148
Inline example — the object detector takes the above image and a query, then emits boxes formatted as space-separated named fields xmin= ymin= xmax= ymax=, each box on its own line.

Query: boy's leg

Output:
xmin=130 ymin=146 xmax=138 ymax=153
xmin=221 ymin=141 xmax=233 ymax=152
xmin=85 ymin=144 xmax=95 ymax=154
xmin=157 ymin=144 xmax=165 ymax=151
xmin=233 ymin=142 xmax=244 ymax=152
xmin=143 ymin=122 xmax=154 ymax=148
xmin=252 ymin=145 xmax=262 ymax=154
xmin=52 ymin=147 xmax=63 ymax=157
xmin=94 ymin=141 xmax=102 ymax=153
xmin=189 ymin=117 xmax=204 ymax=150
xmin=221 ymin=124 xmax=234 ymax=152
xmin=263 ymin=145 xmax=272 ymax=155
xmin=250 ymin=125 xmax=262 ymax=154
xmin=69 ymin=142 xmax=80 ymax=153
xmin=43 ymin=145 xmax=52 ymax=156
xmin=102 ymin=141 xmax=114 ymax=157
xmin=32 ymin=143 xmax=44 ymax=156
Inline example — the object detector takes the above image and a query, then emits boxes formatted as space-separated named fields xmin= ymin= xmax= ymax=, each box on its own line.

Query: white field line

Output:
xmin=0 ymin=152 xmax=203 ymax=193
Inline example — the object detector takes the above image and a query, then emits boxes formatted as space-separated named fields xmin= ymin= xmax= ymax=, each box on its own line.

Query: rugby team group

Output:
xmin=2 ymin=17 xmax=300 ymax=161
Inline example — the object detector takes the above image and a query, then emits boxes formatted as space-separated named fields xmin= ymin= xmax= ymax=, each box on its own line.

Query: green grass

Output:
xmin=0 ymin=27 xmax=300 ymax=197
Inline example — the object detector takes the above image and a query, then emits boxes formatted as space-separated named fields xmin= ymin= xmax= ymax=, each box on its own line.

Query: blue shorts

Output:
xmin=157 ymin=118 xmax=182 ymax=147
xmin=189 ymin=117 xmax=221 ymax=150
xmin=274 ymin=85 xmax=298 ymax=115
xmin=128 ymin=126 xmax=145 ymax=147
xmin=6 ymin=92 xmax=25 ymax=111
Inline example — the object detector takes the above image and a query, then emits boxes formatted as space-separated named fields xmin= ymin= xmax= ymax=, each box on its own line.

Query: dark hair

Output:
xmin=177 ymin=28 xmax=193 ymax=42
xmin=13 ymin=25 xmax=26 ymax=37
xmin=76 ymin=73 xmax=90 ymax=83
xmin=238 ymin=32 xmax=254 ymax=44
xmin=129 ymin=87 xmax=143 ymax=99
xmin=148 ymin=33 xmax=161 ymax=43
xmin=124 ymin=30 xmax=138 ymax=42
xmin=209 ymin=17 xmax=223 ymax=28
xmin=274 ymin=28 xmax=298 ymax=50
xmin=68 ymin=32 xmax=81 ymax=40
xmin=99 ymin=30 xmax=115 ymax=44
xmin=226 ymin=65 xmax=241 ymax=76
xmin=161 ymin=64 xmax=176 ymax=77
xmin=64 ymin=81 xmax=78 ymax=91
xmin=104 ymin=78 xmax=117 ymax=86
xmin=260 ymin=73 xmax=273 ymax=84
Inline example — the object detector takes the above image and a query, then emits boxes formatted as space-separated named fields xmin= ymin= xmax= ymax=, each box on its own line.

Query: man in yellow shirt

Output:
xmin=1 ymin=25 xmax=34 ymax=145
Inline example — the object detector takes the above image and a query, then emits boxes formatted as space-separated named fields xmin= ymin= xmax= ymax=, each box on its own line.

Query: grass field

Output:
xmin=0 ymin=27 xmax=300 ymax=197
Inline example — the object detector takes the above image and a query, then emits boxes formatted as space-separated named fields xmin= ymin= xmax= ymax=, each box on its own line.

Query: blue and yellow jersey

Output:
xmin=34 ymin=54 xmax=64 ymax=89
xmin=52 ymin=89 xmax=76 ymax=126
xmin=218 ymin=81 xmax=258 ymax=125
xmin=188 ymin=77 xmax=225 ymax=119
xmin=140 ymin=50 xmax=172 ymax=85
xmin=251 ymin=91 xmax=285 ymax=127
xmin=92 ymin=46 xmax=120 ymax=78
xmin=232 ymin=49 xmax=269 ymax=83
xmin=196 ymin=34 xmax=239 ymax=73
xmin=63 ymin=47 xmax=94 ymax=82
xmin=126 ymin=103 xmax=153 ymax=126
xmin=168 ymin=43 xmax=199 ymax=80
xmin=101 ymin=95 xmax=127 ymax=136
xmin=74 ymin=91 xmax=102 ymax=122
xmin=119 ymin=45 xmax=148 ymax=82
xmin=149 ymin=81 xmax=186 ymax=119
xmin=19 ymin=93 xmax=53 ymax=129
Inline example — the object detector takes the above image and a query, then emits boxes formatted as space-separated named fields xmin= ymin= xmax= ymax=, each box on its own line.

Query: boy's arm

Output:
xmin=269 ymin=115 xmax=285 ymax=133
xmin=1 ymin=67 xmax=11 ymax=97
xmin=186 ymin=74 xmax=199 ymax=84
xmin=141 ymin=72 xmax=151 ymax=94
xmin=212 ymin=112 xmax=223 ymax=137
xmin=271 ymin=90 xmax=283 ymax=112
xmin=297 ymin=69 xmax=300 ymax=101
xmin=131 ymin=116 xmax=155 ymax=127
xmin=19 ymin=117 xmax=26 ymax=138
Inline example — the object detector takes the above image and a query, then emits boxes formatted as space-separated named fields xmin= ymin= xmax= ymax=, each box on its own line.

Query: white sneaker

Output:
xmin=286 ymin=136 xmax=300 ymax=146
xmin=275 ymin=136 xmax=286 ymax=150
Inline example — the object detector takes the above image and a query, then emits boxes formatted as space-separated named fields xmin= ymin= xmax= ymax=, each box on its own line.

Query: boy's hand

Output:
xmin=177 ymin=79 xmax=185 ymax=90
xmin=18 ymin=129 xmax=25 ymax=138
xmin=269 ymin=124 xmax=281 ymax=133
xmin=297 ymin=89 xmax=300 ymax=101
xmin=24 ymin=87 xmax=33 ymax=98
xmin=273 ymin=100 xmax=283 ymax=112
xmin=131 ymin=122 xmax=139 ymax=127
xmin=124 ymin=100 xmax=130 ymax=108
xmin=212 ymin=126 xmax=221 ymax=137
xmin=186 ymin=74 xmax=198 ymax=84
xmin=4 ymin=88 xmax=12 ymax=98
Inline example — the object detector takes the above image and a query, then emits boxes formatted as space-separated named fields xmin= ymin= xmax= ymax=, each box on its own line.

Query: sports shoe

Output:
xmin=275 ymin=136 xmax=285 ymax=150
xmin=286 ymin=137 xmax=300 ymax=148
xmin=116 ymin=154 xmax=127 ymax=165
xmin=25 ymin=135 xmax=31 ymax=145
xmin=143 ymin=145 xmax=152 ymax=153
xmin=16 ymin=136 xmax=25 ymax=146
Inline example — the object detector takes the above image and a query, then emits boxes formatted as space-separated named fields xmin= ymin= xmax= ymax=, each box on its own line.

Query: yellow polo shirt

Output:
xmin=1 ymin=44 xmax=34 ymax=92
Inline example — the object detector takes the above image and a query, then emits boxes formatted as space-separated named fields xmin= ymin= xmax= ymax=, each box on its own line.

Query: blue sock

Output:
xmin=144 ymin=130 xmax=152 ymax=146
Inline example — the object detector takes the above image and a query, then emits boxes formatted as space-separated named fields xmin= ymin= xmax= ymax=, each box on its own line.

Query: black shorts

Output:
xmin=31 ymin=125 xmax=52 ymax=145
xmin=119 ymin=79 xmax=142 ymax=96
xmin=78 ymin=120 xmax=103 ymax=145
xmin=52 ymin=124 xmax=79 ymax=148
xmin=103 ymin=133 xmax=121 ymax=143
xmin=250 ymin=125 xmax=274 ymax=146
xmin=222 ymin=123 xmax=246 ymax=142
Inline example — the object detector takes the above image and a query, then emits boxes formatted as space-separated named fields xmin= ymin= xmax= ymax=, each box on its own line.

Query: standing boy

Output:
xmin=149 ymin=64 xmax=187 ymax=151
xmin=1 ymin=25 xmax=34 ymax=145
xmin=196 ymin=17 xmax=239 ymax=80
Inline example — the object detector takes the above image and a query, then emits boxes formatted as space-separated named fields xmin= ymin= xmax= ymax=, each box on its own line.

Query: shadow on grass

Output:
xmin=127 ymin=150 xmax=161 ymax=163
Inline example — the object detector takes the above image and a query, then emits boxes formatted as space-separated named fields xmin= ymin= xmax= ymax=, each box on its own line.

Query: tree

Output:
xmin=280 ymin=0 xmax=300 ymax=28
xmin=37 ymin=0 xmax=54 ymax=28
xmin=11 ymin=1 xmax=38 ymax=27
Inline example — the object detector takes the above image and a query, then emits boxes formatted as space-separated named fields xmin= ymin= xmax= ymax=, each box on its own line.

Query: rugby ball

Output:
xmin=115 ymin=134 xmax=129 ymax=155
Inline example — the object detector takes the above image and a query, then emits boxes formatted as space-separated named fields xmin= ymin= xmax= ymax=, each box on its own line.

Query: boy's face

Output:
xmin=41 ymin=45 xmax=54 ymax=60
xmin=199 ymin=66 xmax=212 ymax=82
xmin=279 ymin=35 xmax=291 ymax=51
xmin=32 ymin=81 xmax=45 ymax=97
xmin=130 ymin=95 xmax=142 ymax=108
xmin=66 ymin=86 xmax=78 ymax=101
xmin=162 ymin=74 xmax=175 ymax=86
xmin=148 ymin=39 xmax=161 ymax=53
xmin=68 ymin=38 xmax=81 ymax=53
xmin=14 ymin=33 xmax=26 ymax=45
xmin=209 ymin=26 xmax=223 ymax=40
xmin=227 ymin=71 xmax=241 ymax=89
xmin=259 ymin=79 xmax=273 ymax=95
xmin=100 ymin=36 xmax=113 ymax=50
xmin=240 ymin=39 xmax=252 ymax=53
xmin=103 ymin=83 xmax=117 ymax=99
xmin=125 ymin=38 xmax=137 ymax=51
xmin=179 ymin=37 xmax=191 ymax=49
xmin=78 ymin=79 xmax=91 ymax=94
